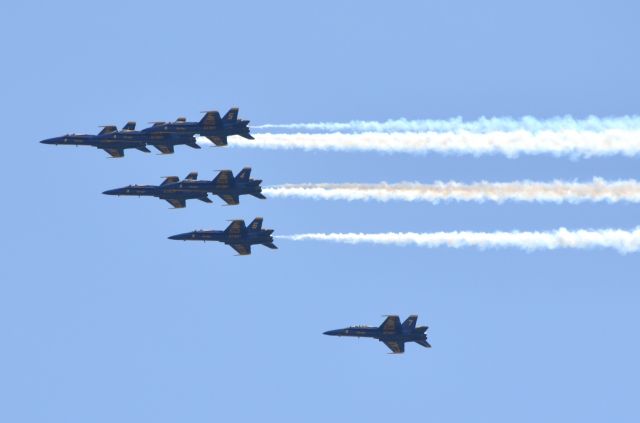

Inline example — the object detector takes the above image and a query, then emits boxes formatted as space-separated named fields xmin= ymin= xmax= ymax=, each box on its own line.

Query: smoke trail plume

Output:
xmin=216 ymin=130 xmax=640 ymax=158
xmin=278 ymin=228 xmax=640 ymax=253
xmin=263 ymin=178 xmax=640 ymax=204
xmin=254 ymin=116 xmax=640 ymax=133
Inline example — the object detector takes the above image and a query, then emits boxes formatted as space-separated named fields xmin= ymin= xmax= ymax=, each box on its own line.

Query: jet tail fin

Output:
xmin=123 ymin=121 xmax=136 ymax=131
xmin=415 ymin=340 xmax=431 ymax=348
xmin=235 ymin=167 xmax=251 ymax=181
xmin=402 ymin=315 xmax=418 ymax=331
xmin=223 ymin=107 xmax=239 ymax=122
xmin=248 ymin=217 xmax=263 ymax=231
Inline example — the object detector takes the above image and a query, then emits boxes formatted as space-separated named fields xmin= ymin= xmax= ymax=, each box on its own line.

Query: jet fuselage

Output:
xmin=40 ymin=132 xmax=148 ymax=152
xmin=323 ymin=326 xmax=428 ymax=343
xmin=168 ymin=228 xmax=275 ymax=246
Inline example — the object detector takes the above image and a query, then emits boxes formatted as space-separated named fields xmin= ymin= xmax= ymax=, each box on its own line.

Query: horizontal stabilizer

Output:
xmin=187 ymin=142 xmax=201 ymax=149
xmin=98 ymin=125 xmax=118 ymax=135
xmin=415 ymin=340 xmax=431 ymax=348
xmin=197 ymin=196 xmax=213 ymax=204
xmin=262 ymin=242 xmax=278 ymax=250
xmin=251 ymin=193 xmax=267 ymax=200
xmin=136 ymin=146 xmax=151 ymax=153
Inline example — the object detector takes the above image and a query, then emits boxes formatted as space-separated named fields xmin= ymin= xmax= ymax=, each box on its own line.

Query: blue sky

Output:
xmin=1 ymin=1 xmax=639 ymax=421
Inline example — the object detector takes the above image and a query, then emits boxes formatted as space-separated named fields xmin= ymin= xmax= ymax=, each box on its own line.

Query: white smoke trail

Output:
xmin=278 ymin=228 xmax=640 ymax=253
xmin=263 ymin=178 xmax=640 ymax=204
xmin=254 ymin=116 xmax=640 ymax=133
xmin=216 ymin=130 xmax=640 ymax=158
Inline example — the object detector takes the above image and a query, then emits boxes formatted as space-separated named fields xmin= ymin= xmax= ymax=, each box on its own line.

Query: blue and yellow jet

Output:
xmin=169 ymin=218 xmax=277 ymax=256
xmin=324 ymin=315 xmax=431 ymax=354
xmin=40 ymin=121 xmax=150 ymax=158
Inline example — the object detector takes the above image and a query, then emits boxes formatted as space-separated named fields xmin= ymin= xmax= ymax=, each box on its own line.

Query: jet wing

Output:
xmin=212 ymin=170 xmax=233 ymax=187
xmin=382 ymin=340 xmax=405 ymax=354
xmin=161 ymin=176 xmax=180 ymax=186
xmin=98 ymin=125 xmax=118 ymax=135
xmin=205 ymin=135 xmax=228 ymax=146
xmin=225 ymin=220 xmax=246 ymax=235
xmin=104 ymin=148 xmax=124 ymax=158
xmin=219 ymin=194 xmax=239 ymax=205
xmin=379 ymin=315 xmax=401 ymax=333
xmin=165 ymin=198 xmax=186 ymax=208
xmin=200 ymin=111 xmax=222 ymax=127
xmin=154 ymin=144 xmax=175 ymax=154
xmin=230 ymin=243 xmax=251 ymax=255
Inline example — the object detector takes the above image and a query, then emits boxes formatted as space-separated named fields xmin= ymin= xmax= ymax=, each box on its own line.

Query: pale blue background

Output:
xmin=1 ymin=1 xmax=639 ymax=422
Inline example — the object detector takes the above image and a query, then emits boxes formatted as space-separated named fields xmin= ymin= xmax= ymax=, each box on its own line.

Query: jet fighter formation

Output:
xmin=41 ymin=106 xmax=429 ymax=354
xmin=40 ymin=108 xmax=253 ymax=157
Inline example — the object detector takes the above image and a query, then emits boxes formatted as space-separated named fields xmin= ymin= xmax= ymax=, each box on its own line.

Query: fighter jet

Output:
xmin=40 ymin=122 xmax=151 ymax=158
xmin=103 ymin=167 xmax=265 ymax=208
xmin=168 ymin=218 xmax=277 ymax=255
xmin=324 ymin=315 xmax=431 ymax=354
xmin=140 ymin=107 xmax=253 ymax=154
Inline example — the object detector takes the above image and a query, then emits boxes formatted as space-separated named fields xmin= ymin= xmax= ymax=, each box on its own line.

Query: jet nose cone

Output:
xmin=40 ymin=138 xmax=56 ymax=144
xmin=168 ymin=233 xmax=190 ymax=240
xmin=323 ymin=330 xmax=340 ymax=336
xmin=102 ymin=189 xmax=117 ymax=195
